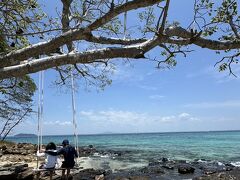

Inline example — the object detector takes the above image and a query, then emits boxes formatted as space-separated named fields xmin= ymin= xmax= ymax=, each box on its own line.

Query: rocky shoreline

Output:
xmin=1 ymin=141 xmax=240 ymax=179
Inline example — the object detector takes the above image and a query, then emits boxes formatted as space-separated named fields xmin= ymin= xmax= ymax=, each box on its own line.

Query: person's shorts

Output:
xmin=61 ymin=161 xmax=75 ymax=168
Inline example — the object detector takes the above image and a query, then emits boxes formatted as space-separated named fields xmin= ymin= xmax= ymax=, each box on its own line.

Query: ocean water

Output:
xmin=6 ymin=131 xmax=240 ymax=170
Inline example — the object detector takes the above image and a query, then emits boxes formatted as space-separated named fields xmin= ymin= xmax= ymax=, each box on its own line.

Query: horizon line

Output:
xmin=11 ymin=129 xmax=240 ymax=137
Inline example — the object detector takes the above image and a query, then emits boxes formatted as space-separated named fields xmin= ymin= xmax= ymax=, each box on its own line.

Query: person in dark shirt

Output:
xmin=46 ymin=139 xmax=78 ymax=179
xmin=59 ymin=139 xmax=78 ymax=179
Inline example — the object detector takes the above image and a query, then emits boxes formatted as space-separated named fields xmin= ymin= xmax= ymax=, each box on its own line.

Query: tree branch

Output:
xmin=0 ymin=39 xmax=157 ymax=79
xmin=87 ymin=0 xmax=164 ymax=31
xmin=158 ymin=0 xmax=170 ymax=34
xmin=0 ymin=0 xmax=164 ymax=68
xmin=165 ymin=26 xmax=240 ymax=50
xmin=229 ymin=15 xmax=240 ymax=39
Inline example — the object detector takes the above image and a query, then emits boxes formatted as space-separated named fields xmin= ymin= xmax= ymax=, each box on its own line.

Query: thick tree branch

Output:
xmin=1 ymin=25 xmax=240 ymax=79
xmin=61 ymin=0 xmax=73 ymax=50
xmin=85 ymin=34 xmax=146 ymax=45
xmin=0 ymin=48 xmax=141 ymax=79
xmin=0 ymin=0 xmax=164 ymax=68
xmin=0 ymin=28 xmax=86 ymax=68
xmin=165 ymin=26 xmax=240 ymax=50
xmin=0 ymin=38 xmax=160 ymax=79
xmin=87 ymin=0 xmax=164 ymax=31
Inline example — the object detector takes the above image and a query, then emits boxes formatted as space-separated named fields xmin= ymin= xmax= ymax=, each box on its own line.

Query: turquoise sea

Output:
xmin=6 ymin=131 xmax=240 ymax=170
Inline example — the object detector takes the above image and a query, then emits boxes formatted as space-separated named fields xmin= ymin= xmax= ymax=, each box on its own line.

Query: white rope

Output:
xmin=40 ymin=71 xmax=44 ymax=150
xmin=37 ymin=66 xmax=79 ymax=168
xmin=37 ymin=70 xmax=44 ymax=169
xmin=123 ymin=0 xmax=128 ymax=39
xmin=70 ymin=67 xmax=79 ymax=154
xmin=37 ymin=72 xmax=41 ymax=169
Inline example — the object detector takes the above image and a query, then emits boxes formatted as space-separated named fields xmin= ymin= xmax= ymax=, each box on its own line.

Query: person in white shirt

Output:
xmin=37 ymin=142 xmax=58 ymax=180
xmin=37 ymin=142 xmax=58 ymax=169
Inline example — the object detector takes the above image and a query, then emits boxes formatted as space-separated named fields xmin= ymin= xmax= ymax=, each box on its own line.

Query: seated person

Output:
xmin=37 ymin=142 xmax=58 ymax=169
xmin=46 ymin=139 xmax=78 ymax=179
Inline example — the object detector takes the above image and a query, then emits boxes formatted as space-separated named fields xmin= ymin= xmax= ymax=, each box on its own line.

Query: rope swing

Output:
xmin=70 ymin=66 xmax=79 ymax=155
xmin=36 ymin=67 xmax=79 ymax=169
xmin=123 ymin=0 xmax=128 ymax=39
xmin=37 ymin=70 xmax=44 ymax=169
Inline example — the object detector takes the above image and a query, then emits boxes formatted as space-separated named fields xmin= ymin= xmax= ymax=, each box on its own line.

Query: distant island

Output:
xmin=14 ymin=133 xmax=37 ymax=138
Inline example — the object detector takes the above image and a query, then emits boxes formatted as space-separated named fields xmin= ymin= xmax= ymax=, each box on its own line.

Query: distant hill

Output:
xmin=101 ymin=132 xmax=115 ymax=134
xmin=14 ymin=133 xmax=37 ymax=138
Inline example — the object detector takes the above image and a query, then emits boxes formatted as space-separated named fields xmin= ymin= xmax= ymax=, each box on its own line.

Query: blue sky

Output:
xmin=14 ymin=0 xmax=240 ymax=135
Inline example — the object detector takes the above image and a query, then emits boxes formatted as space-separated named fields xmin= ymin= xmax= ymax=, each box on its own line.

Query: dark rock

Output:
xmin=16 ymin=168 xmax=33 ymax=180
xmin=162 ymin=157 xmax=168 ymax=162
xmin=198 ymin=162 xmax=226 ymax=175
xmin=140 ymin=167 xmax=150 ymax=174
xmin=78 ymin=147 xmax=99 ymax=157
xmin=72 ymin=168 xmax=106 ymax=180
xmin=2 ymin=163 xmax=13 ymax=168
xmin=140 ymin=166 xmax=164 ymax=174
xmin=17 ymin=144 xmax=24 ymax=149
xmin=148 ymin=161 xmax=162 ymax=166
xmin=1 ymin=145 xmax=7 ymax=151
xmin=204 ymin=168 xmax=217 ymax=175
xmin=178 ymin=164 xmax=195 ymax=174
xmin=193 ymin=168 xmax=240 ymax=180
xmin=128 ymin=176 xmax=150 ymax=180
xmin=225 ymin=165 xmax=234 ymax=171
xmin=2 ymin=149 xmax=10 ymax=154
xmin=0 ymin=171 xmax=16 ymax=180
xmin=177 ymin=160 xmax=187 ymax=163
xmin=162 ymin=164 xmax=174 ymax=170
xmin=13 ymin=164 xmax=28 ymax=173
xmin=88 ymin=145 xmax=93 ymax=149
xmin=24 ymin=145 xmax=33 ymax=151
xmin=224 ymin=163 xmax=235 ymax=171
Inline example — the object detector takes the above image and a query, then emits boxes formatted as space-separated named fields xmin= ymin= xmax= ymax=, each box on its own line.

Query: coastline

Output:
xmin=1 ymin=141 xmax=240 ymax=179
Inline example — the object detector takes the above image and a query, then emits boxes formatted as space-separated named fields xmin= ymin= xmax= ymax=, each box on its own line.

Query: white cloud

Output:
xmin=184 ymin=100 xmax=240 ymax=108
xmin=43 ymin=120 xmax=72 ymax=126
xmin=59 ymin=121 xmax=72 ymax=125
xmin=138 ymin=85 xmax=158 ymax=91
xmin=14 ymin=110 xmax=200 ymax=135
xmin=80 ymin=111 xmax=93 ymax=116
xmin=80 ymin=110 xmax=146 ymax=125
xmin=160 ymin=116 xmax=176 ymax=123
xmin=178 ymin=113 xmax=199 ymax=121
xmin=80 ymin=110 xmax=197 ymax=125
xmin=149 ymin=95 xmax=165 ymax=100
xmin=179 ymin=113 xmax=190 ymax=118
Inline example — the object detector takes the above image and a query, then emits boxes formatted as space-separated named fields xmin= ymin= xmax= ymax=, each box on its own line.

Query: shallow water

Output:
xmin=7 ymin=131 xmax=240 ymax=170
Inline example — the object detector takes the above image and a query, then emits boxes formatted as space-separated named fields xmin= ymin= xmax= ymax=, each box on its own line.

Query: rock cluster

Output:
xmin=0 ymin=163 xmax=33 ymax=180
xmin=0 ymin=143 xmax=37 ymax=164
xmin=1 ymin=142 xmax=240 ymax=179
xmin=104 ymin=158 xmax=240 ymax=180
xmin=1 ymin=143 xmax=37 ymax=155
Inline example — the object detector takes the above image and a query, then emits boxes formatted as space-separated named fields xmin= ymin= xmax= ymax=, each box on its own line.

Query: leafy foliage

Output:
xmin=0 ymin=0 xmax=41 ymax=138
xmin=0 ymin=0 xmax=47 ymax=50
xmin=0 ymin=75 xmax=36 ymax=140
